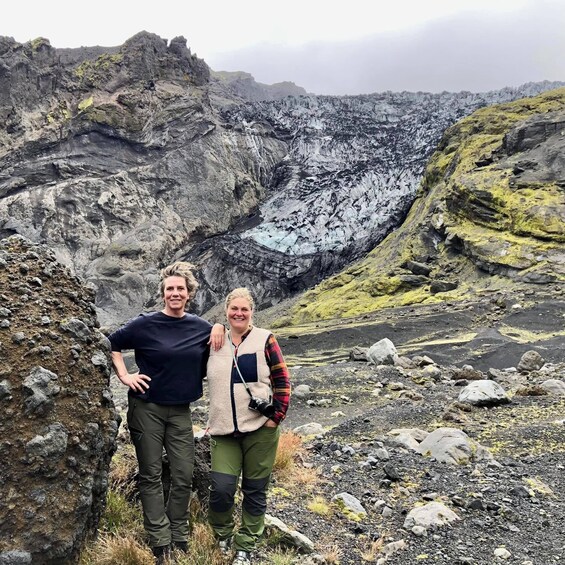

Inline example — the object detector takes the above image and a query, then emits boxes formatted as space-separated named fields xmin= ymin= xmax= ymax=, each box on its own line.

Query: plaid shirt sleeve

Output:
xmin=265 ymin=334 xmax=291 ymax=424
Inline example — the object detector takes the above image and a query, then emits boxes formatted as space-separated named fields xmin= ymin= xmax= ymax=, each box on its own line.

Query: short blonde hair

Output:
xmin=159 ymin=261 xmax=199 ymax=299
xmin=225 ymin=287 xmax=255 ymax=311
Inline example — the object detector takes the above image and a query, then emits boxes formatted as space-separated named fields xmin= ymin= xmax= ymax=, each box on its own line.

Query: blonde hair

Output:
xmin=225 ymin=287 xmax=255 ymax=311
xmin=159 ymin=261 xmax=199 ymax=299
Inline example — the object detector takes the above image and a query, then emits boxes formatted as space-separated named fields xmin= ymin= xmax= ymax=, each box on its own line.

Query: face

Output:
xmin=162 ymin=275 xmax=189 ymax=315
xmin=226 ymin=297 xmax=252 ymax=333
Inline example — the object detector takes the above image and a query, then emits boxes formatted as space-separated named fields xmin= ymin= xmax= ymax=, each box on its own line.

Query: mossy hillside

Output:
xmin=78 ymin=100 xmax=147 ymax=132
xmin=287 ymin=88 xmax=565 ymax=325
xmin=495 ymin=325 xmax=565 ymax=343
xmin=440 ymin=91 xmax=565 ymax=245
xmin=446 ymin=219 xmax=562 ymax=272
xmin=451 ymin=178 xmax=565 ymax=241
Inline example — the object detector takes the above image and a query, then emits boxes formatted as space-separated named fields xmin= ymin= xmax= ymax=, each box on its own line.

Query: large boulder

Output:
xmin=403 ymin=501 xmax=460 ymax=530
xmin=0 ymin=236 xmax=120 ymax=564
xmin=416 ymin=427 xmax=493 ymax=465
xmin=517 ymin=350 xmax=545 ymax=373
xmin=457 ymin=380 xmax=510 ymax=406
xmin=367 ymin=338 xmax=398 ymax=366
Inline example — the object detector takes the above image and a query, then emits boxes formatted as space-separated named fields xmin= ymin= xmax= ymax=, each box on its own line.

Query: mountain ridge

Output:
xmin=0 ymin=31 xmax=563 ymax=330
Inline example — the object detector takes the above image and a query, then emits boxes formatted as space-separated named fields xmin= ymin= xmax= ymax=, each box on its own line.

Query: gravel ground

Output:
xmin=262 ymin=358 xmax=565 ymax=565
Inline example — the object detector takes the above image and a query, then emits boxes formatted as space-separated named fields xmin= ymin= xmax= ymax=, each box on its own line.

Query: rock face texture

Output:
xmin=0 ymin=31 xmax=563 ymax=327
xmin=0 ymin=236 xmax=119 ymax=564
xmin=291 ymin=88 xmax=565 ymax=323
xmin=0 ymin=32 xmax=293 ymax=327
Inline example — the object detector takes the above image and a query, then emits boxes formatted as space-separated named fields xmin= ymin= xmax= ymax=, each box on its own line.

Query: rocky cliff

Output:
xmin=287 ymin=87 xmax=565 ymax=324
xmin=211 ymin=70 xmax=308 ymax=102
xmin=0 ymin=31 xmax=562 ymax=327
xmin=0 ymin=32 xmax=288 ymax=326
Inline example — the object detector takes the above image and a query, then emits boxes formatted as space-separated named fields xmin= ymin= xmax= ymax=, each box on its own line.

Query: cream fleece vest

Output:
xmin=207 ymin=327 xmax=272 ymax=435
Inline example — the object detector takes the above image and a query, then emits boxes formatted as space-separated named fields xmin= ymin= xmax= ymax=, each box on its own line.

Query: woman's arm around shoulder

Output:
xmin=208 ymin=323 xmax=226 ymax=351
xmin=265 ymin=333 xmax=291 ymax=425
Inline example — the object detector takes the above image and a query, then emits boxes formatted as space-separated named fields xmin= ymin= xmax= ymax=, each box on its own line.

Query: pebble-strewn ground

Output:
xmin=261 ymin=358 xmax=565 ymax=565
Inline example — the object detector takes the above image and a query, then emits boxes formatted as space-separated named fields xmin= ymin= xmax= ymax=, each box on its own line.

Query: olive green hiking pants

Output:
xmin=208 ymin=425 xmax=281 ymax=552
xmin=127 ymin=398 xmax=195 ymax=548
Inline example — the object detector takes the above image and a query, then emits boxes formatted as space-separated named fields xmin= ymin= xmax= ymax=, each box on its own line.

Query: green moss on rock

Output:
xmin=75 ymin=53 xmax=123 ymax=87
xmin=284 ymin=87 xmax=565 ymax=326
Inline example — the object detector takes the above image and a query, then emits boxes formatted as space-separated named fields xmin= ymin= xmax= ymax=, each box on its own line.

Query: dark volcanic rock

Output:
xmin=0 ymin=236 xmax=119 ymax=565
xmin=275 ymin=355 xmax=565 ymax=565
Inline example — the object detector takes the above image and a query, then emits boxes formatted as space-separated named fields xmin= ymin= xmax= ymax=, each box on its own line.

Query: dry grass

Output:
xmin=317 ymin=539 xmax=343 ymax=564
xmin=265 ymin=549 xmax=298 ymax=564
xmin=108 ymin=444 xmax=138 ymax=497
xmin=359 ymin=535 xmax=386 ymax=562
xmin=79 ymin=430 xmax=319 ymax=564
xmin=79 ymin=534 xmax=153 ymax=565
xmin=273 ymin=431 xmax=319 ymax=488
xmin=274 ymin=431 xmax=304 ymax=472
xmin=181 ymin=523 xmax=225 ymax=565
xmin=80 ymin=514 xmax=226 ymax=565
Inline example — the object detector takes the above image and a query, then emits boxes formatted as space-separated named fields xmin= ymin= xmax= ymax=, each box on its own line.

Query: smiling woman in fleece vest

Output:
xmin=206 ymin=287 xmax=291 ymax=565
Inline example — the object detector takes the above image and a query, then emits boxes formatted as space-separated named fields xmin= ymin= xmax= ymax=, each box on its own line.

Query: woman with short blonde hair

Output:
xmin=159 ymin=261 xmax=199 ymax=299
xmin=109 ymin=261 xmax=224 ymax=563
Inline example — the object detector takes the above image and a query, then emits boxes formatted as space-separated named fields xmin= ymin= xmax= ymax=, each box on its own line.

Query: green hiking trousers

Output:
xmin=127 ymin=398 xmax=195 ymax=547
xmin=208 ymin=425 xmax=281 ymax=552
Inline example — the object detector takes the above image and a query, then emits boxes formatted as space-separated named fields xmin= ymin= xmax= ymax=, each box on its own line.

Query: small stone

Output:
xmin=382 ymin=506 xmax=393 ymax=518
xmin=411 ymin=525 xmax=427 ymax=536
xmin=12 ymin=332 xmax=25 ymax=344
xmin=494 ymin=547 xmax=511 ymax=559
xmin=383 ymin=463 xmax=402 ymax=481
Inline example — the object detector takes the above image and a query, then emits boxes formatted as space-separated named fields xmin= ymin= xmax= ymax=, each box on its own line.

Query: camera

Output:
xmin=248 ymin=396 xmax=276 ymax=418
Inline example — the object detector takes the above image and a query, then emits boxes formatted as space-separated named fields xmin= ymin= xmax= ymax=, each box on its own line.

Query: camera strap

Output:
xmin=228 ymin=334 xmax=254 ymax=399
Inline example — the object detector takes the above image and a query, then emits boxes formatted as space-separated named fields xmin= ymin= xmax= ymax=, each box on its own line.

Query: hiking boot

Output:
xmin=172 ymin=540 xmax=188 ymax=553
xmin=218 ymin=536 xmax=232 ymax=555
xmin=232 ymin=550 xmax=251 ymax=565
xmin=152 ymin=544 xmax=172 ymax=564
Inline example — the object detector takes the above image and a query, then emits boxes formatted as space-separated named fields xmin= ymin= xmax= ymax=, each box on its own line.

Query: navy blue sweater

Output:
xmin=108 ymin=312 xmax=212 ymax=405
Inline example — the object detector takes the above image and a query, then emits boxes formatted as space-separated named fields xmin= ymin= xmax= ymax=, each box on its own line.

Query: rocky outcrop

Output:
xmin=0 ymin=235 xmax=119 ymax=564
xmin=289 ymin=88 xmax=565 ymax=324
xmin=210 ymin=70 xmax=307 ymax=102
xmin=0 ymin=31 xmax=563 ymax=327
xmin=188 ymin=84 xmax=565 ymax=313
xmin=0 ymin=32 xmax=288 ymax=327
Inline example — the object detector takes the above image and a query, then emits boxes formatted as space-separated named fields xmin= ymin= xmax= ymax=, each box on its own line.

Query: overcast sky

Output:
xmin=3 ymin=0 xmax=564 ymax=95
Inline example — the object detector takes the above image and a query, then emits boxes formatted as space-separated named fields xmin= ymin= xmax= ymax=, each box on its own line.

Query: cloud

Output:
xmin=207 ymin=3 xmax=565 ymax=94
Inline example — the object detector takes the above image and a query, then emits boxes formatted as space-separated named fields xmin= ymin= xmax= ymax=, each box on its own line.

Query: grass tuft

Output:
xmin=307 ymin=496 xmax=332 ymax=516
xmin=79 ymin=534 xmax=153 ymax=565
xmin=359 ymin=535 xmax=386 ymax=562
xmin=274 ymin=431 xmax=303 ymax=473
xmin=273 ymin=431 xmax=320 ymax=488
xmin=101 ymin=489 xmax=144 ymax=536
